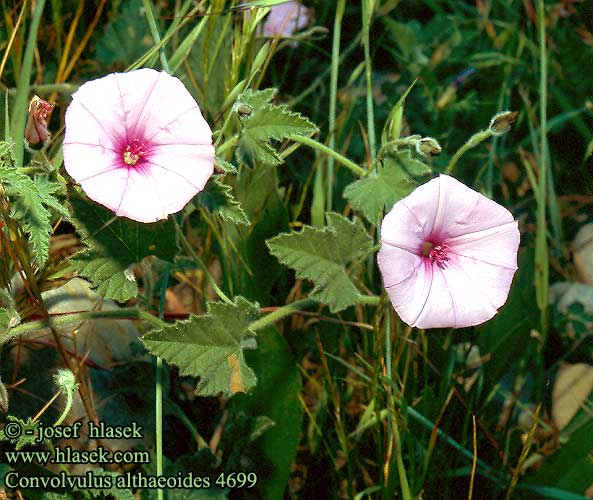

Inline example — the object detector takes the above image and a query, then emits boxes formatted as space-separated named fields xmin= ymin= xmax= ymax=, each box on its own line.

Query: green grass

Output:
xmin=0 ymin=1 xmax=592 ymax=499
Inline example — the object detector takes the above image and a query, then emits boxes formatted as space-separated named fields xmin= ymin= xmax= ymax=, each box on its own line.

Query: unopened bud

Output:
xmin=25 ymin=95 xmax=54 ymax=147
xmin=489 ymin=110 xmax=518 ymax=136
xmin=416 ymin=137 xmax=442 ymax=156
xmin=236 ymin=103 xmax=253 ymax=118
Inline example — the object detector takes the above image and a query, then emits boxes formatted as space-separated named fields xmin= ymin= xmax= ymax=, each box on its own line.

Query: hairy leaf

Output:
xmin=143 ymin=297 xmax=259 ymax=397
xmin=68 ymin=187 xmax=177 ymax=302
xmin=0 ymin=289 xmax=19 ymax=334
xmin=344 ymin=150 xmax=431 ymax=224
xmin=196 ymin=176 xmax=249 ymax=225
xmin=267 ymin=213 xmax=373 ymax=312
xmin=236 ymin=89 xmax=317 ymax=167
xmin=0 ymin=415 xmax=39 ymax=449
xmin=0 ymin=148 xmax=68 ymax=266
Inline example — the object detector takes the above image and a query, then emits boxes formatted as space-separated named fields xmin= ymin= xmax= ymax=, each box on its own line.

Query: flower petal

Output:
xmin=62 ymin=143 xmax=120 ymax=185
xmin=63 ymin=73 xmax=126 ymax=149
xmin=378 ymin=245 xmax=433 ymax=327
xmin=431 ymin=175 xmax=516 ymax=240
xmin=112 ymin=168 xmax=169 ymax=223
xmin=145 ymin=143 xmax=214 ymax=212
xmin=446 ymin=221 xmax=520 ymax=270
xmin=413 ymin=254 xmax=515 ymax=328
xmin=380 ymin=181 xmax=441 ymax=252
xmin=133 ymin=73 xmax=213 ymax=147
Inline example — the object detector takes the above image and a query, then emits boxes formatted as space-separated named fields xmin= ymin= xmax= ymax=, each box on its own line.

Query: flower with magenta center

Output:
xmin=378 ymin=174 xmax=520 ymax=329
xmin=63 ymin=68 xmax=214 ymax=223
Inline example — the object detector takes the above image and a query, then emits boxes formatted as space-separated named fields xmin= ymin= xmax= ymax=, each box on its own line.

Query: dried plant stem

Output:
xmin=0 ymin=200 xmax=102 ymax=442
xmin=175 ymin=222 xmax=233 ymax=305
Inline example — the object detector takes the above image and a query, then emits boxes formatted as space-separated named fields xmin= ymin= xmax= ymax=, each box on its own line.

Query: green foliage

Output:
xmin=94 ymin=0 xmax=153 ymax=67
xmin=143 ymin=297 xmax=259 ymax=397
xmin=232 ymin=326 xmax=302 ymax=500
xmin=477 ymin=250 xmax=537 ymax=385
xmin=0 ymin=143 xmax=68 ymax=266
xmin=0 ymin=288 xmax=19 ymax=333
xmin=0 ymin=415 xmax=39 ymax=449
xmin=267 ymin=212 xmax=373 ymax=312
xmin=195 ymin=176 xmax=249 ymax=226
xmin=344 ymin=150 xmax=431 ymax=224
xmin=236 ymin=89 xmax=318 ymax=167
xmin=528 ymin=418 xmax=593 ymax=497
xmin=67 ymin=187 xmax=177 ymax=302
xmin=79 ymin=469 xmax=134 ymax=500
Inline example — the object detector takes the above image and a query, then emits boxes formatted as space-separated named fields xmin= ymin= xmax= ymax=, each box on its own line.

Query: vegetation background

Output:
xmin=0 ymin=0 xmax=592 ymax=499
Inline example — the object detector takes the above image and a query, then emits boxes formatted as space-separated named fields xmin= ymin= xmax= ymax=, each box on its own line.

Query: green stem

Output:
xmin=142 ymin=0 xmax=171 ymax=73
xmin=392 ymin=415 xmax=412 ymax=500
xmin=362 ymin=0 xmax=377 ymax=163
xmin=291 ymin=135 xmax=367 ymax=177
xmin=445 ymin=128 xmax=493 ymax=175
xmin=10 ymin=0 xmax=46 ymax=168
xmin=250 ymin=295 xmax=380 ymax=332
xmin=535 ymin=0 xmax=549 ymax=337
xmin=250 ymin=299 xmax=316 ymax=331
xmin=1 ymin=82 xmax=79 ymax=96
xmin=327 ymin=0 xmax=347 ymax=211
xmin=54 ymin=389 xmax=73 ymax=426
xmin=1 ymin=309 xmax=165 ymax=345
xmin=174 ymin=222 xmax=233 ymax=305
xmin=155 ymin=264 xmax=170 ymax=497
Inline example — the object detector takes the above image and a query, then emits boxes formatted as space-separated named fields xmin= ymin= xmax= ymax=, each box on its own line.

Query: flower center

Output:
xmin=421 ymin=241 xmax=449 ymax=267
xmin=123 ymin=139 xmax=146 ymax=166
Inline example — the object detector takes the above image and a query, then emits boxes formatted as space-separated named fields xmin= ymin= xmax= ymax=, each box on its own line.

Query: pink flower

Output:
xmin=63 ymin=68 xmax=214 ymax=223
xmin=262 ymin=1 xmax=310 ymax=37
xmin=377 ymin=175 xmax=520 ymax=329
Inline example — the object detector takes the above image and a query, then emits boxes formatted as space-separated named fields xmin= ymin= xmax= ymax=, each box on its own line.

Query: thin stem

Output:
xmin=291 ymin=135 xmax=367 ymax=177
xmin=174 ymin=221 xmax=233 ymax=305
xmin=10 ymin=0 xmax=46 ymax=168
xmin=392 ymin=414 xmax=412 ymax=500
xmin=250 ymin=299 xmax=317 ymax=331
xmin=535 ymin=0 xmax=549 ymax=337
xmin=142 ymin=0 xmax=171 ymax=74
xmin=250 ymin=295 xmax=380 ymax=332
xmin=445 ymin=128 xmax=493 ymax=175
xmin=362 ymin=0 xmax=377 ymax=163
xmin=155 ymin=264 xmax=170 ymax=497
xmin=2 ymin=309 xmax=165 ymax=344
xmin=327 ymin=0 xmax=347 ymax=211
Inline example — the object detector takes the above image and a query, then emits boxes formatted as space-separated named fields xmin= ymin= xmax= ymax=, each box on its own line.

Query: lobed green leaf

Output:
xmin=344 ymin=150 xmax=431 ymax=224
xmin=266 ymin=212 xmax=373 ymax=312
xmin=196 ymin=176 xmax=250 ymax=226
xmin=143 ymin=297 xmax=259 ymax=397
xmin=67 ymin=187 xmax=177 ymax=302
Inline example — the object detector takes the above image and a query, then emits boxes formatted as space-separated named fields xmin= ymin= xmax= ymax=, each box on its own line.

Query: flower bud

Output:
xmin=488 ymin=110 xmax=518 ymax=136
xmin=236 ymin=103 xmax=253 ymax=118
xmin=25 ymin=95 xmax=54 ymax=147
xmin=416 ymin=137 xmax=442 ymax=157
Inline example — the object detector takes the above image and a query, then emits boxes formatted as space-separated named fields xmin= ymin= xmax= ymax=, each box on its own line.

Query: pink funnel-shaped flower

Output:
xmin=63 ymin=68 xmax=214 ymax=223
xmin=378 ymin=175 xmax=520 ymax=329
xmin=263 ymin=1 xmax=310 ymax=37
